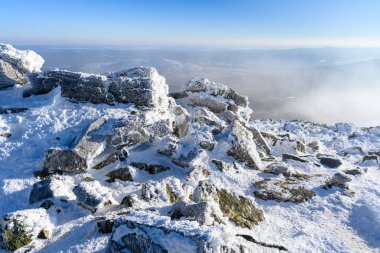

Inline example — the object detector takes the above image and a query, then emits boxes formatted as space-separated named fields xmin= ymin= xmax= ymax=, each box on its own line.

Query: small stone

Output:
xmin=282 ymin=153 xmax=308 ymax=163
xmin=96 ymin=217 xmax=114 ymax=234
xmin=43 ymin=149 xmax=87 ymax=174
xmin=106 ymin=167 xmax=133 ymax=183
xmin=319 ymin=156 xmax=342 ymax=168
xmin=37 ymin=230 xmax=49 ymax=239
xmin=0 ymin=132 xmax=11 ymax=138
xmin=343 ymin=169 xmax=362 ymax=175
xmin=39 ymin=200 xmax=54 ymax=209
xmin=199 ymin=141 xmax=216 ymax=151
xmin=327 ymin=173 xmax=352 ymax=188
xmin=131 ymin=162 xmax=170 ymax=174
xmin=362 ymin=155 xmax=379 ymax=164
xmin=120 ymin=195 xmax=137 ymax=207
xmin=170 ymin=201 xmax=212 ymax=225
xmin=29 ymin=179 xmax=54 ymax=204
xmin=263 ymin=163 xmax=289 ymax=175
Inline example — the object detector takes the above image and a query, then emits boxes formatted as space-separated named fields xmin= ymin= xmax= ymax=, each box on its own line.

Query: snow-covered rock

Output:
xmin=0 ymin=44 xmax=44 ymax=89
xmin=0 ymin=44 xmax=380 ymax=252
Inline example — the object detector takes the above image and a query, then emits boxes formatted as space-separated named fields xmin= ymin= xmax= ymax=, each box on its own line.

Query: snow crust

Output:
xmin=0 ymin=58 xmax=380 ymax=252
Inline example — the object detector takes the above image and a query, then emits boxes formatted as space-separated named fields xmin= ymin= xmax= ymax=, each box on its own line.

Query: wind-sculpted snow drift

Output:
xmin=0 ymin=45 xmax=380 ymax=252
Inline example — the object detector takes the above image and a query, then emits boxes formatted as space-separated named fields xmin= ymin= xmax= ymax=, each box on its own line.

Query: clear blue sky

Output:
xmin=1 ymin=0 xmax=380 ymax=47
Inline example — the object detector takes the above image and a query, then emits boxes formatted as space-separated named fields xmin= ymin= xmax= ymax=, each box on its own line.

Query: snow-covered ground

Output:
xmin=0 ymin=45 xmax=380 ymax=253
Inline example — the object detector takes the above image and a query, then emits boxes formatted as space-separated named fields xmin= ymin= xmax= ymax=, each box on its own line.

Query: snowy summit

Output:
xmin=0 ymin=44 xmax=380 ymax=253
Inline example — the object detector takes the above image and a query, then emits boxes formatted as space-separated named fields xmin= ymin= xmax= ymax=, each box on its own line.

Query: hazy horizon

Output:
xmin=14 ymin=45 xmax=380 ymax=127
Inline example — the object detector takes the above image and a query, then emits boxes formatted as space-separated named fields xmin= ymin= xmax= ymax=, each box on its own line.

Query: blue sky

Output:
xmin=1 ymin=0 xmax=380 ymax=47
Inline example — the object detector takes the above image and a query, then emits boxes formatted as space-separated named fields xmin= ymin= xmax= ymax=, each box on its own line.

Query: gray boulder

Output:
xmin=106 ymin=167 xmax=133 ymax=183
xmin=264 ymin=163 xmax=289 ymax=175
xmin=43 ymin=149 xmax=87 ymax=174
xmin=327 ymin=173 xmax=352 ymax=188
xmin=0 ymin=59 xmax=28 ymax=89
xmin=319 ymin=156 xmax=342 ymax=168
xmin=25 ymin=67 xmax=170 ymax=108
xmin=170 ymin=201 xmax=212 ymax=225
xmin=107 ymin=220 xmax=199 ymax=253
xmin=131 ymin=162 xmax=170 ymax=174
xmin=227 ymin=122 xmax=261 ymax=170
xmin=189 ymin=95 xmax=228 ymax=113
xmin=73 ymin=117 xmax=109 ymax=159
xmin=29 ymin=179 xmax=54 ymax=204
xmin=73 ymin=182 xmax=113 ymax=211
xmin=0 ymin=43 xmax=44 ymax=89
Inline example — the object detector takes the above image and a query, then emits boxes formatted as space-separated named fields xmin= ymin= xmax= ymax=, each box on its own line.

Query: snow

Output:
xmin=0 ymin=44 xmax=44 ymax=73
xmin=0 ymin=50 xmax=380 ymax=252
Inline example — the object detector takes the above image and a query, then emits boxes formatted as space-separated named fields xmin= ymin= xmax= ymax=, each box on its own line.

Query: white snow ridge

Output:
xmin=0 ymin=44 xmax=380 ymax=253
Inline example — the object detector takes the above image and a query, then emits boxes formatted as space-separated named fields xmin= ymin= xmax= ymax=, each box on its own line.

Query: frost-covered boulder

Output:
xmin=174 ymin=78 xmax=252 ymax=122
xmin=170 ymin=201 xmax=217 ymax=225
xmin=0 ymin=209 xmax=52 ymax=252
xmin=73 ymin=117 xmax=109 ymax=160
xmin=327 ymin=173 xmax=352 ymax=188
xmin=25 ymin=67 xmax=170 ymax=109
xmin=107 ymin=219 xmax=199 ymax=253
xmin=227 ymin=122 xmax=262 ymax=170
xmin=0 ymin=44 xmax=44 ymax=89
xmin=0 ymin=59 xmax=28 ymax=89
xmin=73 ymin=181 xmax=114 ymax=211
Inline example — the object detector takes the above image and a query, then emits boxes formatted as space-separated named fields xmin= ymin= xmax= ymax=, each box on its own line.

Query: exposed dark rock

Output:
xmin=39 ymin=200 xmax=54 ymax=210
xmin=131 ymin=162 xmax=170 ymax=174
xmin=282 ymin=153 xmax=308 ymax=163
xmin=362 ymin=155 xmax=379 ymax=164
xmin=318 ymin=156 xmax=342 ymax=168
xmin=120 ymin=195 xmax=137 ymax=207
xmin=92 ymin=153 xmax=119 ymax=170
xmin=0 ymin=132 xmax=11 ymax=138
xmin=237 ymin=234 xmax=288 ymax=251
xmin=43 ymin=149 xmax=87 ymax=174
xmin=96 ymin=217 xmax=115 ymax=234
xmin=0 ymin=107 xmax=28 ymax=114
xmin=212 ymin=159 xmax=234 ymax=172
xmin=107 ymin=221 xmax=170 ymax=253
xmin=106 ymin=167 xmax=133 ymax=183
xmin=343 ymin=169 xmax=363 ymax=175
xmin=29 ymin=179 xmax=54 ymax=204
xmin=169 ymin=91 xmax=188 ymax=99
xmin=37 ymin=230 xmax=49 ymax=239
xmin=199 ymin=141 xmax=216 ymax=151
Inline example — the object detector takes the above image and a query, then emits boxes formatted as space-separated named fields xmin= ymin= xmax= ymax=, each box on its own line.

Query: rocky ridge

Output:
xmin=0 ymin=45 xmax=380 ymax=252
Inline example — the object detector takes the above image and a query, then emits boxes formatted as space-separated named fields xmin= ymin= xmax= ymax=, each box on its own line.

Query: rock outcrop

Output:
xmin=1 ymin=44 xmax=378 ymax=252
xmin=0 ymin=44 xmax=44 ymax=89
